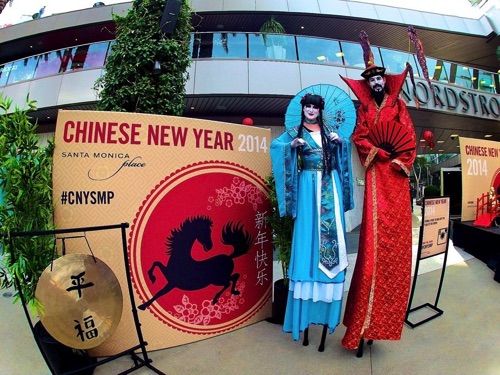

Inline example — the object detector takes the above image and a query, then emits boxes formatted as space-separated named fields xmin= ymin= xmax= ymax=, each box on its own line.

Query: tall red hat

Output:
xmin=359 ymin=30 xmax=386 ymax=79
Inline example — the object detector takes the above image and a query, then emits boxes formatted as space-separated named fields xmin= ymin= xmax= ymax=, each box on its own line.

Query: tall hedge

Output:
xmin=95 ymin=0 xmax=193 ymax=115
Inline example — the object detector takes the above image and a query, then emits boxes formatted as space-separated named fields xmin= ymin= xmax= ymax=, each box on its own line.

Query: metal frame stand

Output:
xmin=405 ymin=219 xmax=450 ymax=329
xmin=8 ymin=223 xmax=165 ymax=375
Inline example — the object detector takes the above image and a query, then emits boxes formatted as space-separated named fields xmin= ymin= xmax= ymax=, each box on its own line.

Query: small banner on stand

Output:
xmin=405 ymin=196 xmax=450 ymax=328
xmin=420 ymin=197 xmax=450 ymax=259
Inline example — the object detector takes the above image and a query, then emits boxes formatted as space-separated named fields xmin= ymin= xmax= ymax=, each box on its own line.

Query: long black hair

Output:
xmin=296 ymin=94 xmax=334 ymax=175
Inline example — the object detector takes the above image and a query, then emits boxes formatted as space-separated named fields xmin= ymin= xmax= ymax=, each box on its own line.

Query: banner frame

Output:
xmin=405 ymin=196 xmax=451 ymax=328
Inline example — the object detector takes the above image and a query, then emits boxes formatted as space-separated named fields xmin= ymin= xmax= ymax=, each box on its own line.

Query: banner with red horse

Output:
xmin=52 ymin=110 xmax=272 ymax=355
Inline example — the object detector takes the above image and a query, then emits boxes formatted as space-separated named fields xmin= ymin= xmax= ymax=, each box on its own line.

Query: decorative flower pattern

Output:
xmin=169 ymin=280 xmax=247 ymax=325
xmin=208 ymin=177 xmax=264 ymax=211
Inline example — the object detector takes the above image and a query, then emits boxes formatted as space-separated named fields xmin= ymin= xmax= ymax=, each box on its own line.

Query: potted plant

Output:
xmin=259 ymin=17 xmax=288 ymax=59
xmin=264 ymin=175 xmax=293 ymax=324
xmin=0 ymin=94 xmax=94 ymax=374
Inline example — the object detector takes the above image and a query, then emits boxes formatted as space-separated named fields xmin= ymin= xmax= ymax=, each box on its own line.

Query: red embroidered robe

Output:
xmin=340 ymin=67 xmax=417 ymax=349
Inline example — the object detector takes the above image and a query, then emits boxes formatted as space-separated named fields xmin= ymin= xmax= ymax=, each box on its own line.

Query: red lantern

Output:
xmin=242 ymin=117 xmax=253 ymax=126
xmin=423 ymin=130 xmax=434 ymax=143
xmin=429 ymin=141 xmax=435 ymax=150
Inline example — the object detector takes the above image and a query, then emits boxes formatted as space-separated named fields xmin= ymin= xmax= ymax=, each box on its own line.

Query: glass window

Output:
xmin=71 ymin=45 xmax=90 ymax=70
xmin=426 ymin=58 xmax=449 ymax=83
xmin=454 ymin=64 xmax=474 ymax=89
xmin=0 ymin=63 xmax=13 ymax=86
xmin=81 ymin=42 xmax=109 ymax=69
xmin=340 ymin=41 xmax=381 ymax=68
xmin=441 ymin=61 xmax=451 ymax=84
xmin=477 ymin=71 xmax=495 ymax=93
xmin=68 ymin=43 xmax=108 ymax=70
xmin=189 ymin=33 xmax=195 ymax=57
xmin=248 ymin=33 xmax=267 ymax=59
xmin=34 ymin=51 xmax=65 ymax=79
xmin=379 ymin=48 xmax=413 ymax=74
xmin=192 ymin=33 xmax=247 ymax=59
xmin=218 ymin=33 xmax=247 ymax=58
xmin=7 ymin=56 xmax=38 ymax=84
xmin=249 ymin=33 xmax=296 ymax=61
xmin=192 ymin=33 xmax=213 ymax=58
xmin=57 ymin=48 xmax=74 ymax=73
xmin=296 ymin=36 xmax=343 ymax=65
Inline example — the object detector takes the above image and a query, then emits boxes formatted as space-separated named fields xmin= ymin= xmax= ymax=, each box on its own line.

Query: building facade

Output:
xmin=1 ymin=0 xmax=499 ymax=228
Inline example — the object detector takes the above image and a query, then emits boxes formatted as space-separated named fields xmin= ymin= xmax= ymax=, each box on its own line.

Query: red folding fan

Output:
xmin=368 ymin=121 xmax=415 ymax=158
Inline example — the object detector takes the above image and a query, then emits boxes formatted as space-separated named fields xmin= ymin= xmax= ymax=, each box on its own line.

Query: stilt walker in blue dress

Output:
xmin=270 ymin=90 xmax=354 ymax=350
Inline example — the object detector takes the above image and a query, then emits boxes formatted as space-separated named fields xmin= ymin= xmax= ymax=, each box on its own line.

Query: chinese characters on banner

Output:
xmin=52 ymin=111 xmax=273 ymax=355
xmin=459 ymin=137 xmax=500 ymax=222
xmin=254 ymin=211 xmax=270 ymax=286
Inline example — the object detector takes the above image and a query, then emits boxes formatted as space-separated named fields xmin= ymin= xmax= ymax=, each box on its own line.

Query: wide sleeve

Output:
xmin=270 ymin=131 xmax=299 ymax=218
xmin=391 ymin=99 xmax=417 ymax=176
xmin=335 ymin=139 xmax=354 ymax=212
xmin=352 ymin=108 xmax=379 ymax=170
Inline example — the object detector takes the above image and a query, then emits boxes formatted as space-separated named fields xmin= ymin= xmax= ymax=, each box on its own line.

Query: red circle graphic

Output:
xmin=129 ymin=161 xmax=272 ymax=334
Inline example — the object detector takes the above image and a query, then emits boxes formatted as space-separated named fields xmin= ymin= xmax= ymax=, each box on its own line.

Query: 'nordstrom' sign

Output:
xmin=402 ymin=79 xmax=499 ymax=119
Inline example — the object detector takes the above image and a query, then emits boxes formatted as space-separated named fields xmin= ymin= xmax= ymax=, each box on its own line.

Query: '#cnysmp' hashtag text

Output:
xmin=60 ymin=191 xmax=115 ymax=205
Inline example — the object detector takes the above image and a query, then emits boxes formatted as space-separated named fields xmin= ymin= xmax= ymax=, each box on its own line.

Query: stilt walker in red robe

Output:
xmin=340 ymin=31 xmax=417 ymax=355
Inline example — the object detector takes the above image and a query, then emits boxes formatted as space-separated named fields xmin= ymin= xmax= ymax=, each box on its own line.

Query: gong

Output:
xmin=35 ymin=253 xmax=123 ymax=350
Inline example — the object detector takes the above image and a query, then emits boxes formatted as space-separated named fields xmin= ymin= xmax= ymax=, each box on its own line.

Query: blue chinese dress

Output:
xmin=270 ymin=126 xmax=354 ymax=340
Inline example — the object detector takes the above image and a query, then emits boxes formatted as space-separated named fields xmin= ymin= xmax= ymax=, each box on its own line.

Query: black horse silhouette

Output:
xmin=138 ymin=215 xmax=253 ymax=311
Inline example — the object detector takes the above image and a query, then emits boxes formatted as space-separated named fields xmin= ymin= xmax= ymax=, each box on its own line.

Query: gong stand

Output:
xmin=8 ymin=223 xmax=166 ymax=375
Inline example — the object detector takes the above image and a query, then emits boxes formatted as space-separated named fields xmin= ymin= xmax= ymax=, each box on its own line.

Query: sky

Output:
xmin=1 ymin=0 xmax=498 ymax=27
xmin=353 ymin=0 xmax=493 ymax=18
xmin=0 ymin=0 xmax=127 ymax=26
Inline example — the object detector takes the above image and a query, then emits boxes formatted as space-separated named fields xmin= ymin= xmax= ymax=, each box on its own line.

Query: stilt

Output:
xmin=318 ymin=325 xmax=328 ymax=352
xmin=356 ymin=338 xmax=364 ymax=358
xmin=303 ymin=327 xmax=309 ymax=346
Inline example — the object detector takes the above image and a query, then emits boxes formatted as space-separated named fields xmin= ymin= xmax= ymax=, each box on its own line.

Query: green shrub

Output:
xmin=94 ymin=0 xmax=193 ymax=115
xmin=0 ymin=95 xmax=56 ymax=311
xmin=424 ymin=184 xmax=440 ymax=197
